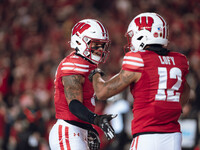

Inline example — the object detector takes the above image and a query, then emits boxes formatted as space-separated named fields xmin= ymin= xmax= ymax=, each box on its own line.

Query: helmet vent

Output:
xmin=137 ymin=36 xmax=143 ymax=40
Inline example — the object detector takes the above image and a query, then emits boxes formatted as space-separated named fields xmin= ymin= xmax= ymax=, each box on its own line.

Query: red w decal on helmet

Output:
xmin=72 ymin=22 xmax=91 ymax=36
xmin=134 ymin=17 xmax=154 ymax=32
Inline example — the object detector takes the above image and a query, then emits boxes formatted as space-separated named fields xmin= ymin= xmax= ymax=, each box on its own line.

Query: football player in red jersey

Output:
xmin=49 ymin=19 xmax=117 ymax=150
xmin=89 ymin=13 xmax=190 ymax=150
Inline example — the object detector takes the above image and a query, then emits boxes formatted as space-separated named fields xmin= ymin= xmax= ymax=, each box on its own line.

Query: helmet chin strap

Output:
xmin=75 ymin=47 xmax=101 ymax=64
xmin=75 ymin=52 xmax=95 ymax=65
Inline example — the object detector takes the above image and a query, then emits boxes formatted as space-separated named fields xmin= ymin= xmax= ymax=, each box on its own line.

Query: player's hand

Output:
xmin=94 ymin=114 xmax=117 ymax=140
xmin=88 ymin=68 xmax=105 ymax=82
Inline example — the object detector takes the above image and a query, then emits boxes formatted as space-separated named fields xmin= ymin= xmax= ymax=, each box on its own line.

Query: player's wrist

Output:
xmin=92 ymin=72 xmax=101 ymax=80
xmin=88 ymin=68 xmax=105 ymax=82
xmin=93 ymin=114 xmax=100 ymax=126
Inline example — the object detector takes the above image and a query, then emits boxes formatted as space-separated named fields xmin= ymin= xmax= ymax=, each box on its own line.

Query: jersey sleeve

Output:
xmin=60 ymin=61 xmax=90 ymax=77
xmin=122 ymin=52 xmax=144 ymax=72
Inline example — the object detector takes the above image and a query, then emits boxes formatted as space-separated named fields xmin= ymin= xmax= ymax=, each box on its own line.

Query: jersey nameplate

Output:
xmin=158 ymin=56 xmax=175 ymax=65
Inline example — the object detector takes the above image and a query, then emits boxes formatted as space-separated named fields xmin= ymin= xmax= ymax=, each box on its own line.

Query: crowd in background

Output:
xmin=0 ymin=0 xmax=199 ymax=150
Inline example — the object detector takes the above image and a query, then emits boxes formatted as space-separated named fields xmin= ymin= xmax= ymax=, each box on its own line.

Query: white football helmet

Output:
xmin=125 ymin=12 xmax=168 ymax=51
xmin=70 ymin=19 xmax=110 ymax=64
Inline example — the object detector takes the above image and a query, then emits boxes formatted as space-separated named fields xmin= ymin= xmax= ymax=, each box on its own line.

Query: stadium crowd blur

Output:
xmin=0 ymin=0 xmax=199 ymax=150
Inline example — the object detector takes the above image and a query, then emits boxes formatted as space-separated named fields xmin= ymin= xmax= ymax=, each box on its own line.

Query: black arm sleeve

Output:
xmin=69 ymin=99 xmax=96 ymax=124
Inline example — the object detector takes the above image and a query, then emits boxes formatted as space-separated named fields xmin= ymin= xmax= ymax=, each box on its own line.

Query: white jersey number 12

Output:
xmin=155 ymin=67 xmax=182 ymax=102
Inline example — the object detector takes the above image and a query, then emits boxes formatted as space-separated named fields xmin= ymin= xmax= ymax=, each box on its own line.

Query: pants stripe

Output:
xmin=131 ymin=138 xmax=135 ymax=150
xmin=58 ymin=125 xmax=64 ymax=150
xmin=135 ymin=136 xmax=139 ymax=150
xmin=130 ymin=136 xmax=139 ymax=150
xmin=65 ymin=126 xmax=71 ymax=150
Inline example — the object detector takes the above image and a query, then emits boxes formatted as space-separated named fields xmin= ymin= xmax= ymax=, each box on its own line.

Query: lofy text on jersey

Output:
xmin=158 ymin=56 xmax=175 ymax=65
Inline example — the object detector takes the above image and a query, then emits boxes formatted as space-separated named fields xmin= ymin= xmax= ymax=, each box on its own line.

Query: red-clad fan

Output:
xmin=49 ymin=19 xmax=117 ymax=150
xmin=90 ymin=12 xmax=190 ymax=150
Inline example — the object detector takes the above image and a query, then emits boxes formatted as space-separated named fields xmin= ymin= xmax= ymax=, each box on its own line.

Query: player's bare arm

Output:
xmin=92 ymin=69 xmax=141 ymax=100
xmin=62 ymin=74 xmax=116 ymax=140
xmin=180 ymin=81 xmax=190 ymax=107
xmin=62 ymin=75 xmax=85 ymax=104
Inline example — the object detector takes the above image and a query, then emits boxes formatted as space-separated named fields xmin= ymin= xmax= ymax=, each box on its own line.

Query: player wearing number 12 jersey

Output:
xmin=90 ymin=13 xmax=190 ymax=150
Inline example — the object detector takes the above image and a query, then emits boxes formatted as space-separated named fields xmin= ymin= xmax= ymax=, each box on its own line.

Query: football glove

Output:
xmin=88 ymin=130 xmax=100 ymax=150
xmin=94 ymin=114 xmax=117 ymax=140
xmin=88 ymin=68 xmax=105 ymax=82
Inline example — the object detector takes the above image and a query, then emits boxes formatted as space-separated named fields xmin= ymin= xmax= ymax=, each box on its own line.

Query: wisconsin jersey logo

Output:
xmin=134 ymin=17 xmax=154 ymax=32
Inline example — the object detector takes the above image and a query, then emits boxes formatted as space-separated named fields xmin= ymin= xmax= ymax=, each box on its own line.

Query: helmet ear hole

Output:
xmin=76 ymin=41 xmax=81 ymax=45
xmin=140 ymin=43 xmax=145 ymax=48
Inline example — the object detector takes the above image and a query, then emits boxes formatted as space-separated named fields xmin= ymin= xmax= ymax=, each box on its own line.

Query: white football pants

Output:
xmin=129 ymin=132 xmax=182 ymax=150
xmin=49 ymin=119 xmax=90 ymax=150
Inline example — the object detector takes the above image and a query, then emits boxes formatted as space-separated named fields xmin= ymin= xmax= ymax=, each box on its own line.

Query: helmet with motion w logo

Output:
xmin=125 ymin=12 xmax=168 ymax=51
xmin=70 ymin=19 xmax=110 ymax=64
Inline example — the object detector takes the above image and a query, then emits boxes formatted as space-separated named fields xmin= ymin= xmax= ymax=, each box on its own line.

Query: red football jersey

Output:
xmin=122 ymin=50 xmax=189 ymax=135
xmin=54 ymin=52 xmax=97 ymax=124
